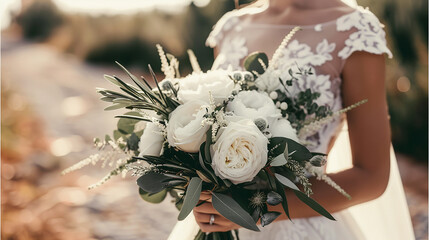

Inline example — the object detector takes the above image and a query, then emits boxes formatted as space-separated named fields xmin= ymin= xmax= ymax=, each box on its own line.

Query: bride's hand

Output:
xmin=193 ymin=192 xmax=240 ymax=232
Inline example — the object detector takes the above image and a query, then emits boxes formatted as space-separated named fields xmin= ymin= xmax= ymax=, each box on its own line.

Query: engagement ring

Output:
xmin=209 ymin=214 xmax=215 ymax=225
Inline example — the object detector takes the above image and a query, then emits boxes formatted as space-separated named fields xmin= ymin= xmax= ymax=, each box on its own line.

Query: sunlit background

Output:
xmin=1 ymin=0 xmax=427 ymax=239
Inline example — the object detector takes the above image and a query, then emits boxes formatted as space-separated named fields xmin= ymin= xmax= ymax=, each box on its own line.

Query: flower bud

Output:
xmin=243 ymin=72 xmax=254 ymax=82
xmin=254 ymin=117 xmax=268 ymax=131
xmin=233 ymin=72 xmax=243 ymax=81
xmin=266 ymin=191 xmax=283 ymax=206
xmin=261 ymin=212 xmax=281 ymax=227
xmin=280 ymin=102 xmax=288 ymax=110
xmin=269 ymin=91 xmax=278 ymax=100
xmin=310 ymin=155 xmax=327 ymax=167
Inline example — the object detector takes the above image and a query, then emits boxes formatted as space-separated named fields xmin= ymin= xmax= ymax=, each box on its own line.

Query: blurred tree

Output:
xmin=358 ymin=0 xmax=428 ymax=162
xmin=17 ymin=0 xmax=64 ymax=41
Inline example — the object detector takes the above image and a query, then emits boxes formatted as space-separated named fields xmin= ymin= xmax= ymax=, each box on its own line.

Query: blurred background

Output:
xmin=1 ymin=0 xmax=427 ymax=239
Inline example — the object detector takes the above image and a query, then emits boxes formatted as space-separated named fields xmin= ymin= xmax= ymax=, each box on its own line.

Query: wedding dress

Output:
xmin=169 ymin=4 xmax=415 ymax=240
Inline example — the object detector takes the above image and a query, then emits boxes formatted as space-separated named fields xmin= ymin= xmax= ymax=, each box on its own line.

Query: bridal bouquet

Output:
xmin=63 ymin=28 xmax=364 ymax=240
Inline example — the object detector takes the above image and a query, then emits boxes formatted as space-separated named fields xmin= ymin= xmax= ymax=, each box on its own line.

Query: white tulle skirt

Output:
xmin=168 ymin=126 xmax=415 ymax=240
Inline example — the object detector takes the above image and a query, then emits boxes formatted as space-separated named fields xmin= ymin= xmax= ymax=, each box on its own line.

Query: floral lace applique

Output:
xmin=212 ymin=34 xmax=248 ymax=70
xmin=337 ymin=7 xmax=393 ymax=59
xmin=278 ymin=39 xmax=336 ymax=67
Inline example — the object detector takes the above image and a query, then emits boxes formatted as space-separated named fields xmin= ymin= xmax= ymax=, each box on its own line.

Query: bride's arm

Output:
xmin=269 ymin=51 xmax=391 ymax=220
xmin=193 ymin=51 xmax=391 ymax=231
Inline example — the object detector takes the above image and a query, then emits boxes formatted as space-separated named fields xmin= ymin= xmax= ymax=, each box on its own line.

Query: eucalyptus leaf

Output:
xmin=274 ymin=173 xmax=300 ymax=191
xmin=137 ymin=172 xmax=173 ymax=193
xmin=212 ymin=192 xmax=259 ymax=232
xmin=274 ymin=179 xmax=291 ymax=220
xmin=117 ymin=112 xmax=141 ymax=134
xmin=251 ymin=207 xmax=261 ymax=223
xmin=178 ymin=177 xmax=203 ymax=220
xmin=293 ymin=190 xmax=335 ymax=221
xmin=139 ymin=188 xmax=167 ymax=204
xmin=270 ymin=154 xmax=287 ymax=167
xmin=269 ymin=137 xmax=312 ymax=161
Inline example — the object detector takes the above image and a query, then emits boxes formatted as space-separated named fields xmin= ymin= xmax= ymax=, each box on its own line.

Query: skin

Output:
xmin=194 ymin=0 xmax=391 ymax=233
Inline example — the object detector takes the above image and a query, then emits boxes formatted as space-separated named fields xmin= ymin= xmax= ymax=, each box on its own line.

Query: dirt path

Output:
xmin=2 ymin=35 xmax=178 ymax=240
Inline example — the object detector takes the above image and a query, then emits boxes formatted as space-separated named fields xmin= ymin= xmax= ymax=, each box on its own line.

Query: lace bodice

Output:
xmin=206 ymin=6 xmax=392 ymax=154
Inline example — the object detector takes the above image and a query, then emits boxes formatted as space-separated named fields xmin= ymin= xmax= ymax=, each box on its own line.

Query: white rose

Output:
xmin=177 ymin=70 xmax=237 ymax=105
xmin=270 ymin=119 xmax=300 ymax=142
xmin=255 ymin=68 xmax=283 ymax=92
xmin=211 ymin=119 xmax=268 ymax=184
xmin=226 ymin=90 xmax=281 ymax=121
xmin=167 ymin=100 xmax=210 ymax=153
xmin=138 ymin=122 xmax=164 ymax=157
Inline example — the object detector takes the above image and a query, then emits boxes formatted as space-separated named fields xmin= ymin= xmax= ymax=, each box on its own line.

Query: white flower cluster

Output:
xmin=135 ymin=64 xmax=303 ymax=184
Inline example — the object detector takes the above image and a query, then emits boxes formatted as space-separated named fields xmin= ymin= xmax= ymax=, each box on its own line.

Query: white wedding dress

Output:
xmin=169 ymin=4 xmax=415 ymax=240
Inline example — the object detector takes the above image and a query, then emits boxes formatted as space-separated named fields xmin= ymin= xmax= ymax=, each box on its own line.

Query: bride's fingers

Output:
xmin=199 ymin=192 xmax=212 ymax=202
xmin=193 ymin=212 xmax=230 ymax=225
xmin=194 ymin=202 xmax=217 ymax=214
xmin=198 ymin=223 xmax=236 ymax=233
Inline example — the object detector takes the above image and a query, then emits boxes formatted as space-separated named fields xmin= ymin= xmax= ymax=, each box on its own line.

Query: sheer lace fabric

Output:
xmin=207 ymin=6 xmax=392 ymax=155
xmin=205 ymin=6 xmax=393 ymax=240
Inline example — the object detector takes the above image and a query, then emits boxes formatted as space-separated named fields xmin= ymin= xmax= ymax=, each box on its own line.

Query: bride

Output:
xmin=170 ymin=0 xmax=415 ymax=239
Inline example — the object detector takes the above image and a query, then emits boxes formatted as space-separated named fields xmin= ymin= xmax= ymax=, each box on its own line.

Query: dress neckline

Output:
xmin=243 ymin=8 xmax=359 ymax=29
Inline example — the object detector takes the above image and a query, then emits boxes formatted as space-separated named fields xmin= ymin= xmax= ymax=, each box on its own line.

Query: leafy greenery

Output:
xmin=212 ymin=192 xmax=260 ymax=232
xmin=139 ymin=188 xmax=167 ymax=204
xmin=178 ymin=177 xmax=203 ymax=220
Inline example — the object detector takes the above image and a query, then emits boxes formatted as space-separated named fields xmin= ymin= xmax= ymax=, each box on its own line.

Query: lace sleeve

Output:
xmin=337 ymin=7 xmax=393 ymax=60
xmin=206 ymin=10 xmax=240 ymax=48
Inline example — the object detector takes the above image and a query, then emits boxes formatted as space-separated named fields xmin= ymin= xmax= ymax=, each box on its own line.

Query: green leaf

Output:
xmin=198 ymin=142 xmax=218 ymax=184
xmin=104 ymin=74 xmax=122 ymax=87
xmin=243 ymin=52 xmax=269 ymax=75
xmin=100 ymin=96 xmax=115 ymax=102
xmin=117 ymin=112 xmax=141 ymax=134
xmin=127 ymin=133 xmax=140 ymax=151
xmin=115 ymin=115 xmax=152 ymax=122
xmin=113 ymin=130 xmax=125 ymax=141
xmin=274 ymin=178 xmax=291 ymax=220
xmin=204 ymin=128 xmax=212 ymax=164
xmin=137 ymin=172 xmax=173 ymax=193
xmin=274 ymin=173 xmax=300 ymax=191
xmin=212 ymin=192 xmax=259 ymax=232
xmin=293 ymin=190 xmax=335 ymax=221
xmin=269 ymin=137 xmax=312 ymax=162
xmin=104 ymin=103 xmax=128 ymax=111
xmin=139 ymin=188 xmax=167 ymax=204
xmin=178 ymin=177 xmax=203 ymax=220
xmin=270 ymin=154 xmax=287 ymax=167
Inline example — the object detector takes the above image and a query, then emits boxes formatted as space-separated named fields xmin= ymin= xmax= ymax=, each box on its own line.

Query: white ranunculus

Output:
xmin=166 ymin=100 xmax=210 ymax=153
xmin=138 ymin=122 xmax=164 ymax=157
xmin=270 ymin=119 xmax=300 ymax=142
xmin=211 ymin=119 xmax=268 ymax=184
xmin=226 ymin=90 xmax=281 ymax=121
xmin=177 ymin=70 xmax=237 ymax=105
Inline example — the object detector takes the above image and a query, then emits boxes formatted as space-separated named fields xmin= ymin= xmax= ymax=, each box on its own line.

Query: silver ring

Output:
xmin=209 ymin=214 xmax=215 ymax=225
